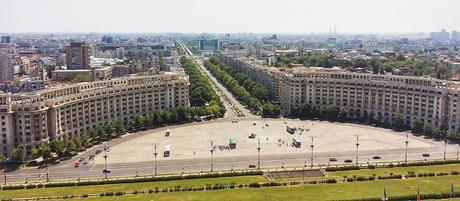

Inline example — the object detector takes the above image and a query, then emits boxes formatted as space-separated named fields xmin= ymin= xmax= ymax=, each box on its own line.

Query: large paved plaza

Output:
xmin=95 ymin=119 xmax=454 ymax=165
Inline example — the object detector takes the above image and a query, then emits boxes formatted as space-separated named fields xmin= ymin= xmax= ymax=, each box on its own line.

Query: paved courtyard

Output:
xmin=94 ymin=119 xmax=454 ymax=164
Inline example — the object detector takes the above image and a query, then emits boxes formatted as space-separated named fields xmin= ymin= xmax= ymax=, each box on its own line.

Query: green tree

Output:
xmin=49 ymin=139 xmax=64 ymax=156
xmin=412 ymin=119 xmax=424 ymax=133
xmin=11 ymin=147 xmax=24 ymax=163
xmin=423 ymin=124 xmax=434 ymax=137
xmin=64 ymin=140 xmax=77 ymax=156
xmin=392 ymin=113 xmax=405 ymax=130
xmin=113 ymin=120 xmax=125 ymax=136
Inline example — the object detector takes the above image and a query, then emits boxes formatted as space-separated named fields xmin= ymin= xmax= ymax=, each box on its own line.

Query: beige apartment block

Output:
xmin=0 ymin=73 xmax=189 ymax=158
xmin=220 ymin=52 xmax=460 ymax=132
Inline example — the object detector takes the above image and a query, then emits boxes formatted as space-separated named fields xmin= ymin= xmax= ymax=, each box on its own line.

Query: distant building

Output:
xmin=22 ymin=77 xmax=45 ymax=92
xmin=452 ymin=31 xmax=460 ymax=41
xmin=65 ymin=42 xmax=90 ymax=70
xmin=197 ymin=39 xmax=220 ymax=51
xmin=1 ymin=36 xmax=10 ymax=44
xmin=0 ymin=54 xmax=14 ymax=83
xmin=102 ymin=35 xmax=113 ymax=43
xmin=112 ymin=65 xmax=136 ymax=77
xmin=52 ymin=69 xmax=92 ymax=81
xmin=430 ymin=29 xmax=450 ymax=41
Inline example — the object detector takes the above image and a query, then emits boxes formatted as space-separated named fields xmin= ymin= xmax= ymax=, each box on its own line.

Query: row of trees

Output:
xmin=180 ymin=57 xmax=223 ymax=109
xmin=291 ymin=103 xmax=347 ymax=121
xmin=126 ymin=106 xmax=221 ymax=132
xmin=205 ymin=55 xmax=280 ymax=117
xmin=7 ymin=120 xmax=126 ymax=164
xmin=273 ymin=53 xmax=448 ymax=79
xmin=291 ymin=102 xmax=460 ymax=143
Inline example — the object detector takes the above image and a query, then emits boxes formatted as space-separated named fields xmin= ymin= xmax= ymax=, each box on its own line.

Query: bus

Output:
xmin=164 ymin=145 xmax=171 ymax=157
xmin=229 ymin=138 xmax=237 ymax=149
xmin=286 ymin=126 xmax=296 ymax=134
xmin=292 ymin=137 xmax=301 ymax=148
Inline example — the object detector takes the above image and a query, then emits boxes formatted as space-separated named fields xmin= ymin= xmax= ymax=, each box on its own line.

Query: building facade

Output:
xmin=0 ymin=54 xmax=14 ymax=84
xmin=65 ymin=42 xmax=90 ymax=70
xmin=0 ymin=73 xmax=189 ymax=158
xmin=220 ymin=51 xmax=460 ymax=132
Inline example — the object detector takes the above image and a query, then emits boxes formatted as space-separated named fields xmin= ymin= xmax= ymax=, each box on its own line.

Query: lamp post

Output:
xmin=309 ymin=136 xmax=315 ymax=169
xmin=355 ymin=135 xmax=360 ymax=165
xmin=3 ymin=171 xmax=6 ymax=185
xmin=153 ymin=144 xmax=158 ymax=176
xmin=405 ymin=134 xmax=409 ymax=163
xmin=45 ymin=164 xmax=49 ymax=182
xmin=103 ymin=145 xmax=109 ymax=179
xmin=257 ymin=138 xmax=261 ymax=170
xmin=210 ymin=141 xmax=214 ymax=172
xmin=443 ymin=140 xmax=447 ymax=161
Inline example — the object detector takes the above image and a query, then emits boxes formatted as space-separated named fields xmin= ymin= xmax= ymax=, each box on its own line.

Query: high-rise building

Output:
xmin=1 ymin=36 xmax=10 ymax=44
xmin=65 ymin=42 xmax=90 ymax=70
xmin=452 ymin=30 xmax=460 ymax=41
xmin=0 ymin=54 xmax=14 ymax=83
xmin=197 ymin=39 xmax=220 ymax=51
xmin=430 ymin=29 xmax=450 ymax=41
xmin=102 ymin=35 xmax=113 ymax=43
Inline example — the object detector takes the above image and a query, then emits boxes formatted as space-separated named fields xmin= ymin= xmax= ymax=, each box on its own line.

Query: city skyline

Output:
xmin=1 ymin=0 xmax=460 ymax=34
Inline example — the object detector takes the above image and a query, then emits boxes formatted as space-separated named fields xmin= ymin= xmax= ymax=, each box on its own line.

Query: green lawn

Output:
xmin=0 ymin=176 xmax=266 ymax=200
xmin=274 ymin=164 xmax=460 ymax=182
xmin=78 ymin=175 xmax=460 ymax=201
xmin=327 ymin=164 xmax=460 ymax=178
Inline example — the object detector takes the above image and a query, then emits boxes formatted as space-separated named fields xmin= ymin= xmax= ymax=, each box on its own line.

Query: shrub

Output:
xmin=248 ymin=182 xmax=261 ymax=188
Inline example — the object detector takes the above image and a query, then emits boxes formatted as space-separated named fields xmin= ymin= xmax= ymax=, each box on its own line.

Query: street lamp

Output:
xmin=103 ymin=145 xmax=109 ymax=179
xmin=405 ymin=134 xmax=409 ymax=163
xmin=210 ymin=141 xmax=214 ymax=172
xmin=257 ymin=138 xmax=261 ymax=170
xmin=355 ymin=135 xmax=360 ymax=165
xmin=3 ymin=171 xmax=6 ymax=185
xmin=443 ymin=140 xmax=447 ymax=161
xmin=309 ymin=136 xmax=315 ymax=169
xmin=153 ymin=144 xmax=158 ymax=176
xmin=45 ymin=164 xmax=49 ymax=182
xmin=457 ymin=145 xmax=459 ymax=160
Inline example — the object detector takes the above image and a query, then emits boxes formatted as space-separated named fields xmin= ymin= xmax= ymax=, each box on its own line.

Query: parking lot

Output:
xmin=94 ymin=119 xmax=455 ymax=165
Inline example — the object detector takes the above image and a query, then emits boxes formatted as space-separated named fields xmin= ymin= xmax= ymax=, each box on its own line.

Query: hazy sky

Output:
xmin=1 ymin=0 xmax=459 ymax=33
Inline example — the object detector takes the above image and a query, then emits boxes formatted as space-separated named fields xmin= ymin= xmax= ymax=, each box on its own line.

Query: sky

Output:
xmin=0 ymin=0 xmax=459 ymax=33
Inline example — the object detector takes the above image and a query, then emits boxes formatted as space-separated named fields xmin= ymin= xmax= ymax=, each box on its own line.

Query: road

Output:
xmin=177 ymin=40 xmax=255 ymax=119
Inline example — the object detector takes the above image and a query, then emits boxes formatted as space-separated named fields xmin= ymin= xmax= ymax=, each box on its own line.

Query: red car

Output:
xmin=248 ymin=164 xmax=256 ymax=168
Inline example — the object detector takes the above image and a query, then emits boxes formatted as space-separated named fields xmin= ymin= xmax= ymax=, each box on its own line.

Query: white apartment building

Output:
xmin=0 ymin=72 xmax=189 ymax=158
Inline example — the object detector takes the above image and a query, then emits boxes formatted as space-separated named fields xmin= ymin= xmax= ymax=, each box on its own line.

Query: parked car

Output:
xmin=422 ymin=153 xmax=431 ymax=157
xmin=344 ymin=159 xmax=353 ymax=163
xmin=248 ymin=164 xmax=256 ymax=168
xmin=248 ymin=133 xmax=256 ymax=138
xmin=329 ymin=157 xmax=337 ymax=162
xmin=253 ymin=122 xmax=257 ymax=125
xmin=372 ymin=156 xmax=381 ymax=160
xmin=102 ymin=168 xmax=112 ymax=173
xmin=95 ymin=149 xmax=102 ymax=154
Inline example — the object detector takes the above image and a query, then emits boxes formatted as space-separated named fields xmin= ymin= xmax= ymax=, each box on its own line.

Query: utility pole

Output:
xmin=355 ymin=135 xmax=360 ymax=165
xmin=257 ymin=138 xmax=261 ymax=170
xmin=309 ymin=136 xmax=315 ymax=169
xmin=45 ymin=163 xmax=49 ymax=182
xmin=457 ymin=145 xmax=459 ymax=160
xmin=3 ymin=171 xmax=6 ymax=185
xmin=405 ymin=134 xmax=409 ymax=163
xmin=103 ymin=145 xmax=109 ymax=179
xmin=210 ymin=141 xmax=214 ymax=172
xmin=153 ymin=144 xmax=158 ymax=176
xmin=443 ymin=140 xmax=447 ymax=161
